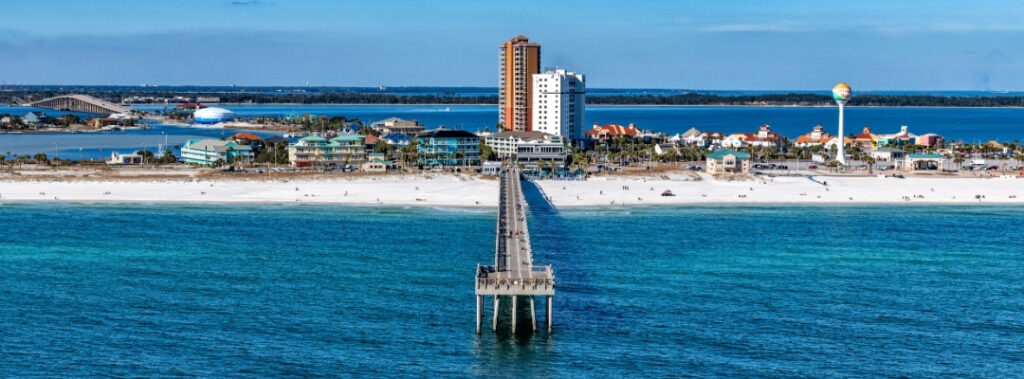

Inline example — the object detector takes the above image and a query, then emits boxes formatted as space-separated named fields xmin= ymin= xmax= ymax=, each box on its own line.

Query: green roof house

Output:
xmin=705 ymin=148 xmax=751 ymax=174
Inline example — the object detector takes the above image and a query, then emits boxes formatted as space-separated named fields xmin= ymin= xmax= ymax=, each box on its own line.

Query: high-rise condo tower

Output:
xmin=532 ymin=69 xmax=586 ymax=141
xmin=499 ymin=35 xmax=541 ymax=132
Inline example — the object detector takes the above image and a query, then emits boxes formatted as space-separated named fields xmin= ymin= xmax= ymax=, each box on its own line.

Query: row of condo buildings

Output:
xmin=107 ymin=118 xmax=954 ymax=175
xmin=137 ymin=125 xmax=569 ymax=172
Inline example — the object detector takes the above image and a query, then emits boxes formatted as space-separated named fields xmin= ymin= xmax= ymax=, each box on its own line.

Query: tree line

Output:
xmin=5 ymin=91 xmax=1024 ymax=107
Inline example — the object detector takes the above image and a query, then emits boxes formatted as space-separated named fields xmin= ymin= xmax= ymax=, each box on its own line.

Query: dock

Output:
xmin=475 ymin=166 xmax=554 ymax=334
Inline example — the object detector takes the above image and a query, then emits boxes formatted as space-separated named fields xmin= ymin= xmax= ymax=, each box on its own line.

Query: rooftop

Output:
xmin=420 ymin=128 xmax=478 ymax=139
xmin=706 ymin=148 xmax=751 ymax=160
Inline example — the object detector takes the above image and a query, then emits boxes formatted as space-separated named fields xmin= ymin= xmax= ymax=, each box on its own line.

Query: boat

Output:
xmin=661 ymin=190 xmax=676 ymax=197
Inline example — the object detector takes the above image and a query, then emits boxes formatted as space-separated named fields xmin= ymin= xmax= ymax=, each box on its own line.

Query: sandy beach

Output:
xmin=533 ymin=174 xmax=1024 ymax=207
xmin=0 ymin=174 xmax=498 ymax=207
xmin=2 ymin=171 xmax=1023 ymax=207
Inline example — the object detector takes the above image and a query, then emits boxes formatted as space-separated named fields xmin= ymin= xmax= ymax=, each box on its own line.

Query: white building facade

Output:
xmin=531 ymin=69 xmax=585 ymax=141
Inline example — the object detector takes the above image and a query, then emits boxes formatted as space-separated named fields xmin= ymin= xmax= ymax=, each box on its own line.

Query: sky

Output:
xmin=0 ymin=0 xmax=1022 ymax=90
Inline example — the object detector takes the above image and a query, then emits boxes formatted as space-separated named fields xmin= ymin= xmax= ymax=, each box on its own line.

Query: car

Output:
xmin=777 ymin=165 xmax=788 ymax=170
xmin=986 ymin=165 xmax=999 ymax=171
xmin=808 ymin=165 xmax=818 ymax=169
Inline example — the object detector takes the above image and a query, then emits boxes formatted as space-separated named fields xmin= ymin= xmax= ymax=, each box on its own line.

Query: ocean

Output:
xmin=2 ymin=201 xmax=1022 ymax=376
xmin=1 ymin=104 xmax=1023 ymax=159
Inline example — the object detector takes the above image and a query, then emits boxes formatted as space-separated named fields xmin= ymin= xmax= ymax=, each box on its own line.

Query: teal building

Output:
xmin=416 ymin=128 xmax=480 ymax=166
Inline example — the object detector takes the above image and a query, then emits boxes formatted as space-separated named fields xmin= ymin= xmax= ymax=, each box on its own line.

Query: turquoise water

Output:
xmin=2 ymin=202 xmax=1023 ymax=376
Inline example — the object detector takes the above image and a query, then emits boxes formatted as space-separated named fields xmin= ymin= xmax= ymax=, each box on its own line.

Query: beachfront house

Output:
xmin=329 ymin=135 xmax=368 ymax=163
xmin=416 ymin=128 xmax=480 ymax=166
xmin=905 ymin=153 xmax=946 ymax=172
xmin=287 ymin=136 xmax=343 ymax=167
xmin=705 ymin=148 xmax=751 ymax=174
xmin=181 ymin=139 xmax=254 ymax=166
xmin=106 ymin=151 xmax=144 ymax=165
xmin=360 ymin=153 xmax=393 ymax=173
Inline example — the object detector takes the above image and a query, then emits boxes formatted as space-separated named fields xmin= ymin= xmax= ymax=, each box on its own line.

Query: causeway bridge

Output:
xmin=475 ymin=166 xmax=555 ymax=334
xmin=25 ymin=94 xmax=135 ymax=115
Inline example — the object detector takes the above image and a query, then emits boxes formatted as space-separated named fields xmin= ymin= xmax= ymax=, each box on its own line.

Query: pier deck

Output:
xmin=475 ymin=166 xmax=554 ymax=333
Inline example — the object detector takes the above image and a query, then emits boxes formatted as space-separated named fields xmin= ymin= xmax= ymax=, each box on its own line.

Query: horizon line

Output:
xmin=1 ymin=84 xmax=1020 ymax=93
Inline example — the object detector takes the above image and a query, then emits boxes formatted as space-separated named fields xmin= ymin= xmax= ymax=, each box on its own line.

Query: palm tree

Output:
xmin=827 ymin=160 xmax=841 ymax=173
xmin=863 ymin=155 xmax=876 ymax=174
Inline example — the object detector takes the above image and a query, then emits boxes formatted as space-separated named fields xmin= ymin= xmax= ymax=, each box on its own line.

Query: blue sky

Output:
xmin=0 ymin=0 xmax=1021 ymax=90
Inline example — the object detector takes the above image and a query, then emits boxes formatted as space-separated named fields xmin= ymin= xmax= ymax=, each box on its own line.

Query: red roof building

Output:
xmin=364 ymin=134 xmax=380 ymax=146
xmin=795 ymin=125 xmax=833 ymax=146
xmin=586 ymin=123 xmax=641 ymax=140
xmin=229 ymin=132 xmax=263 ymax=143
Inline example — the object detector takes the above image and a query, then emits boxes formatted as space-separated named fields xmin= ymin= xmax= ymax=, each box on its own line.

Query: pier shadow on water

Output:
xmin=519 ymin=179 xmax=557 ymax=216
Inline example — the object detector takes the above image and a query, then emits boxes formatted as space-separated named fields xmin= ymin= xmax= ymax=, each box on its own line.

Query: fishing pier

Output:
xmin=475 ymin=166 xmax=555 ymax=334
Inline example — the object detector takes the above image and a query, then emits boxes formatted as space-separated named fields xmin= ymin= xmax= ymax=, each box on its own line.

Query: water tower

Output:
xmin=832 ymin=83 xmax=852 ymax=165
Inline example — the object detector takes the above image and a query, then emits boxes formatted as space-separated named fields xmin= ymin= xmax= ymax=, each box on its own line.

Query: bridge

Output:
xmin=25 ymin=94 xmax=136 ymax=115
xmin=475 ymin=166 xmax=555 ymax=334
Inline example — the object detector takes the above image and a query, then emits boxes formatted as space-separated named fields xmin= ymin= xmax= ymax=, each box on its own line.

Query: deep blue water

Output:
xmin=1 ymin=202 xmax=1023 ymax=376
xmin=2 ymin=104 xmax=1023 ymax=159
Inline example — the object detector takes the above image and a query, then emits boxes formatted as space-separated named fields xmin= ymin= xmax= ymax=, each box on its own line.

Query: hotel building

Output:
xmin=499 ymin=35 xmax=541 ymax=132
xmin=532 ymin=69 xmax=585 ymax=141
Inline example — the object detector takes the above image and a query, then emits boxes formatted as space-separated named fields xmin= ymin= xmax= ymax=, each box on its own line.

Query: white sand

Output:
xmin=534 ymin=174 xmax=1024 ymax=207
xmin=0 ymin=174 xmax=497 ymax=207
xmin=3 ymin=172 xmax=1022 ymax=208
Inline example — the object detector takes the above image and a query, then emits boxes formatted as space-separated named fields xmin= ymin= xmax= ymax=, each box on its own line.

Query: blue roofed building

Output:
xmin=381 ymin=132 xmax=413 ymax=147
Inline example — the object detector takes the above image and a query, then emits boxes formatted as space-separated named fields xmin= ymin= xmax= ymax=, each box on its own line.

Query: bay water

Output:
xmin=2 ymin=105 xmax=1023 ymax=160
